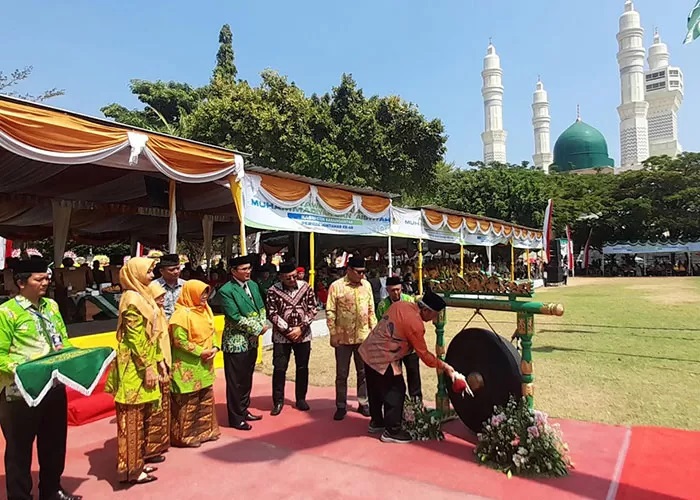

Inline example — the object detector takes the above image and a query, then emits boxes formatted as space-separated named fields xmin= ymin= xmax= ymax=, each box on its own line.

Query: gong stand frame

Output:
xmin=432 ymin=295 xmax=564 ymax=420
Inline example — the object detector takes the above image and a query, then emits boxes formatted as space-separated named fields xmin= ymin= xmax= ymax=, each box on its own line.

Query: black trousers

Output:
xmin=402 ymin=352 xmax=422 ymax=400
xmin=365 ymin=365 xmax=406 ymax=434
xmin=0 ymin=386 xmax=67 ymax=500
xmin=223 ymin=350 xmax=257 ymax=427
xmin=272 ymin=342 xmax=311 ymax=405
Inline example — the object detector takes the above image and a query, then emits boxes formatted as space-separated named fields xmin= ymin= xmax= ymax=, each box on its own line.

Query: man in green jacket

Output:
xmin=218 ymin=255 xmax=268 ymax=430
xmin=0 ymin=259 xmax=82 ymax=500
xmin=375 ymin=276 xmax=423 ymax=403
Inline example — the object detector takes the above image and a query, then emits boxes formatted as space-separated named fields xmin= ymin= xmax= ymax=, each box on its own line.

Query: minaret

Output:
xmin=481 ymin=41 xmax=507 ymax=164
xmin=645 ymin=29 xmax=684 ymax=158
xmin=617 ymin=0 xmax=649 ymax=169
xmin=532 ymin=78 xmax=553 ymax=173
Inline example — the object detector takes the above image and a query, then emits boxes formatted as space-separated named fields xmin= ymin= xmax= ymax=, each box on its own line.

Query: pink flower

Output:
xmin=491 ymin=413 xmax=507 ymax=427
xmin=534 ymin=410 xmax=548 ymax=426
xmin=510 ymin=436 xmax=520 ymax=446
xmin=527 ymin=425 xmax=540 ymax=438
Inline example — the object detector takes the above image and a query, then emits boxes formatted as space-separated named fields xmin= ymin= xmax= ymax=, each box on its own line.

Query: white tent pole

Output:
xmin=387 ymin=235 xmax=393 ymax=276
xmin=486 ymin=245 xmax=492 ymax=275
xmin=168 ymin=180 xmax=177 ymax=254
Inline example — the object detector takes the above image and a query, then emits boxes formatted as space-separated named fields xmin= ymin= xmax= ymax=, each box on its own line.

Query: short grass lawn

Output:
xmin=259 ymin=277 xmax=700 ymax=430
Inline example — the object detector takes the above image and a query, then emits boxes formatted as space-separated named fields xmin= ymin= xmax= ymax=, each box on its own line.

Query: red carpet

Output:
xmin=616 ymin=426 xmax=700 ymax=500
xmin=2 ymin=372 xmax=698 ymax=499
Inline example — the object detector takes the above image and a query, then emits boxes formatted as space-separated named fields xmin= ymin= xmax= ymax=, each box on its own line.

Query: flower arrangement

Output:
xmin=11 ymin=248 xmax=42 ymax=258
xmin=401 ymin=397 xmax=444 ymax=441
xmin=475 ymin=396 xmax=572 ymax=478
xmin=63 ymin=251 xmax=78 ymax=263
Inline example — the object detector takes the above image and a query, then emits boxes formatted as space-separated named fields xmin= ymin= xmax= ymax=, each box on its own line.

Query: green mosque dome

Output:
xmin=552 ymin=118 xmax=615 ymax=172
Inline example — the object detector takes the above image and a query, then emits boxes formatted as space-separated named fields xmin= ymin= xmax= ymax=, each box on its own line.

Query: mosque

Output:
xmin=480 ymin=0 xmax=684 ymax=174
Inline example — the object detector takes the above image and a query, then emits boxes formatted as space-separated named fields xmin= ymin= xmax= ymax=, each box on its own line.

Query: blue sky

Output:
xmin=2 ymin=0 xmax=696 ymax=167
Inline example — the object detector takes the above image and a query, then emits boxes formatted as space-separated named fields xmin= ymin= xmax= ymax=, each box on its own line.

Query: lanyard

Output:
xmin=17 ymin=298 xmax=58 ymax=347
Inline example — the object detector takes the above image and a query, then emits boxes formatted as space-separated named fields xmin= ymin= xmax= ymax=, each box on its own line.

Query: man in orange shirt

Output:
xmin=359 ymin=290 xmax=464 ymax=444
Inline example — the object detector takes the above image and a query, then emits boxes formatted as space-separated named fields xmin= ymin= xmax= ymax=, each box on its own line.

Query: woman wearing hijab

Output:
xmin=105 ymin=257 xmax=167 ymax=485
xmin=145 ymin=281 xmax=173 ymax=459
xmin=169 ymin=280 xmax=221 ymax=447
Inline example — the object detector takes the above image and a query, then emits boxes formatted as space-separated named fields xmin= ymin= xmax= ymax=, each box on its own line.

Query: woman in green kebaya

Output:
xmin=169 ymin=279 xmax=221 ymax=447
xmin=105 ymin=257 xmax=167 ymax=485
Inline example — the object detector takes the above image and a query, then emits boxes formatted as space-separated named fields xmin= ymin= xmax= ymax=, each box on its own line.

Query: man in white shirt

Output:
xmin=155 ymin=254 xmax=186 ymax=320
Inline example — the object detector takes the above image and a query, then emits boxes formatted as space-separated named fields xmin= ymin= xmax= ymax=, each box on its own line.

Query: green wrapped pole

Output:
xmin=516 ymin=311 xmax=535 ymax=409
xmin=433 ymin=308 xmax=450 ymax=418
xmin=441 ymin=297 xmax=564 ymax=316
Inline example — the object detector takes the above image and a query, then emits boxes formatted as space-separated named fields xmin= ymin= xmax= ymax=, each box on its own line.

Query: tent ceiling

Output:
xmin=0 ymin=149 xmax=239 ymax=242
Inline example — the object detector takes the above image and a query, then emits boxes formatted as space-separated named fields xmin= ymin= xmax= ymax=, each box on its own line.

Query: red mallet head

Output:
xmin=452 ymin=377 xmax=468 ymax=393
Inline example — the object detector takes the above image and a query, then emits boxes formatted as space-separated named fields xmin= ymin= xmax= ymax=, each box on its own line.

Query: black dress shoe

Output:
xmin=295 ymin=400 xmax=310 ymax=411
xmin=333 ymin=408 xmax=347 ymax=421
xmin=270 ymin=402 xmax=284 ymax=416
xmin=358 ymin=405 xmax=371 ymax=417
xmin=231 ymin=421 xmax=252 ymax=431
xmin=45 ymin=489 xmax=83 ymax=500
xmin=244 ymin=411 xmax=262 ymax=421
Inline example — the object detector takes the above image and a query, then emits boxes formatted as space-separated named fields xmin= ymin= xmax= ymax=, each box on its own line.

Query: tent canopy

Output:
xmin=0 ymin=96 xmax=394 ymax=248
xmin=416 ymin=205 xmax=543 ymax=249
xmin=603 ymin=240 xmax=700 ymax=254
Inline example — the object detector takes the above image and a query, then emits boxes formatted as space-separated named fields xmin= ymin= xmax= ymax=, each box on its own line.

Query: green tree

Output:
xmin=213 ymin=24 xmax=237 ymax=83
xmin=101 ymin=80 xmax=204 ymax=134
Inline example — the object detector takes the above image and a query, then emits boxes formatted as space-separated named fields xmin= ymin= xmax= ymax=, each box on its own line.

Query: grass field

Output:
xmin=259 ymin=277 xmax=700 ymax=430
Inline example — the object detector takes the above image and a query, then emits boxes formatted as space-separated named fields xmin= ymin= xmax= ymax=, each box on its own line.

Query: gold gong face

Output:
xmin=467 ymin=372 xmax=484 ymax=391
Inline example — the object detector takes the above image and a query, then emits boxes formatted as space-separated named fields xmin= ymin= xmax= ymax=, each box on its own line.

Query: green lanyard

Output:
xmin=18 ymin=298 xmax=59 ymax=349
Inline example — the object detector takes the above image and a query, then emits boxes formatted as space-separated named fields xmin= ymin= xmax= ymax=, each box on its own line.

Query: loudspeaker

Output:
xmin=545 ymin=240 xmax=564 ymax=284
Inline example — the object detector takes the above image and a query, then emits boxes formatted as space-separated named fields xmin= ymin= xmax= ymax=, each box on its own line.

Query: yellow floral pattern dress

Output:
xmin=170 ymin=325 xmax=215 ymax=394
xmin=105 ymin=305 xmax=163 ymax=405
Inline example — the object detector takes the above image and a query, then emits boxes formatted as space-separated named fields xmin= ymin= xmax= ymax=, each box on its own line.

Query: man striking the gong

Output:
xmin=359 ymin=289 xmax=472 ymax=444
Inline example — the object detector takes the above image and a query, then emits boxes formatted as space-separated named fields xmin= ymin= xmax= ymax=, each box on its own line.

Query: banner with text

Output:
xmin=243 ymin=176 xmax=390 ymax=236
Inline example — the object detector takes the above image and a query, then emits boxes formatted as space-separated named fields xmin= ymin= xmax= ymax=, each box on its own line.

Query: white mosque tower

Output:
xmin=532 ymin=78 xmax=553 ymax=173
xmin=481 ymin=40 xmax=507 ymax=164
xmin=645 ymin=29 xmax=684 ymax=158
xmin=617 ymin=0 xmax=650 ymax=169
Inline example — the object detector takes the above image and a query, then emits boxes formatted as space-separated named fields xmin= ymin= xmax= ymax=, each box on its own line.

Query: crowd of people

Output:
xmin=0 ymin=252 xmax=468 ymax=497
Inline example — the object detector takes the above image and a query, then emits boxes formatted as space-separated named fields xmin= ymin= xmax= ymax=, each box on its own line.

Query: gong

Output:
xmin=445 ymin=327 xmax=521 ymax=433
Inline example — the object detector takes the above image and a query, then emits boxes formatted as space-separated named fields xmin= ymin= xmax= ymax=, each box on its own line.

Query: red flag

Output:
xmin=565 ymin=225 xmax=574 ymax=271
xmin=542 ymin=199 xmax=554 ymax=263
xmin=583 ymin=229 xmax=593 ymax=269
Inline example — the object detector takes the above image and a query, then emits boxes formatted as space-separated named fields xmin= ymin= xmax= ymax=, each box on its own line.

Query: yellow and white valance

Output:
xmin=0 ymin=98 xmax=245 ymax=184
xmin=252 ymin=174 xmax=391 ymax=219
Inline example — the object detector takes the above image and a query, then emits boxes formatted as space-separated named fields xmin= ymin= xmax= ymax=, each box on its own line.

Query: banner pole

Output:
xmin=418 ymin=239 xmax=424 ymax=296
xmin=309 ymin=232 xmax=316 ymax=288
xmin=526 ymin=248 xmax=531 ymax=281
xmin=510 ymin=239 xmax=515 ymax=281
xmin=388 ymin=235 xmax=393 ymax=276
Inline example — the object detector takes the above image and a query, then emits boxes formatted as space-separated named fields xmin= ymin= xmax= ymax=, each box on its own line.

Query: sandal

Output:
xmin=144 ymin=466 xmax=158 ymax=474
xmin=130 ymin=472 xmax=158 ymax=484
